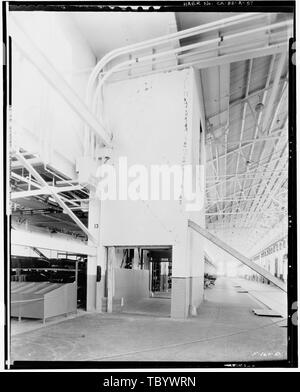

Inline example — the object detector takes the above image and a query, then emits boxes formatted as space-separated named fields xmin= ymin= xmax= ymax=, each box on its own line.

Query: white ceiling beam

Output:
xmin=206 ymin=122 xmax=287 ymax=165
xmin=39 ymin=213 xmax=81 ymax=230
xmin=262 ymin=52 xmax=287 ymax=134
xmin=206 ymin=190 xmax=267 ymax=216
xmin=195 ymin=68 xmax=207 ymax=134
xmin=11 ymin=172 xmax=41 ymax=189
xmin=206 ymin=77 xmax=287 ymax=124
xmin=13 ymin=152 xmax=97 ymax=245
xmin=167 ymin=14 xmax=180 ymax=65
xmin=245 ymin=154 xmax=288 ymax=227
xmin=242 ymin=55 xmax=275 ymax=165
xmin=11 ymin=170 xmax=85 ymax=210
xmin=232 ymin=55 xmax=276 ymax=227
xmin=207 ymin=212 xmax=249 ymax=216
xmin=246 ymin=150 xmax=288 ymax=172
xmin=207 ymin=176 xmax=265 ymax=190
xmin=219 ymin=62 xmax=230 ymax=227
xmin=106 ymin=42 xmax=288 ymax=95
xmin=11 ymin=157 xmax=42 ymax=169
xmin=206 ymin=168 xmax=287 ymax=190
xmin=207 ymin=141 xmax=222 ymax=226
xmin=207 ymin=197 xmax=260 ymax=203
xmin=220 ymin=180 xmax=269 ymax=200
xmin=241 ymin=118 xmax=288 ymax=228
xmin=267 ymin=81 xmax=288 ymax=136
xmin=11 ymin=229 xmax=96 ymax=256
xmin=242 ymin=176 xmax=287 ymax=229
xmin=206 ymin=210 xmax=281 ymax=216
xmin=89 ymin=13 xmax=267 ymax=90
xmin=206 ymin=169 xmax=288 ymax=180
xmin=213 ymin=134 xmax=281 ymax=147
xmin=11 ymin=185 xmax=84 ymax=200
xmin=96 ymin=17 xmax=291 ymax=89
xmin=193 ymin=43 xmax=287 ymax=70
xmin=208 ymin=140 xmax=258 ymax=164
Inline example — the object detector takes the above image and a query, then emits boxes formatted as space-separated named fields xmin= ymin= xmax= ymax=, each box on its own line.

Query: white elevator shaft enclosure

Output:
xmin=98 ymin=67 xmax=205 ymax=318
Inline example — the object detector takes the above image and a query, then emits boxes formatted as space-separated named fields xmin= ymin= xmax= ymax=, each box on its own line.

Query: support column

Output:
xmin=187 ymin=223 xmax=205 ymax=316
xmin=107 ymin=246 xmax=116 ymax=313
xmin=188 ymin=119 xmax=206 ymax=316
xmin=86 ymin=191 xmax=104 ymax=311
xmin=171 ymin=69 xmax=206 ymax=319
xmin=132 ymin=248 xmax=140 ymax=270
xmin=171 ymin=224 xmax=205 ymax=319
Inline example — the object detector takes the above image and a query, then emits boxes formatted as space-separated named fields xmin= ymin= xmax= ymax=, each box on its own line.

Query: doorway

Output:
xmin=109 ymin=246 xmax=172 ymax=317
xmin=149 ymin=248 xmax=172 ymax=299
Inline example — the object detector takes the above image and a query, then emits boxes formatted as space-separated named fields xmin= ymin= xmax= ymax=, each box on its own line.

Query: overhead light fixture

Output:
xmin=206 ymin=133 xmax=214 ymax=143
xmin=255 ymin=102 xmax=264 ymax=112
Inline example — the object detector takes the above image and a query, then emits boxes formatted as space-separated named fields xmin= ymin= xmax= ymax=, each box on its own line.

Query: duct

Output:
xmin=88 ymin=20 xmax=292 ymax=154
xmin=84 ymin=13 xmax=268 ymax=154
xmin=86 ymin=12 xmax=266 ymax=105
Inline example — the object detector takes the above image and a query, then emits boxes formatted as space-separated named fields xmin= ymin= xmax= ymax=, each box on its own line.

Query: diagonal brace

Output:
xmin=188 ymin=220 xmax=287 ymax=292
xmin=14 ymin=152 xmax=98 ymax=245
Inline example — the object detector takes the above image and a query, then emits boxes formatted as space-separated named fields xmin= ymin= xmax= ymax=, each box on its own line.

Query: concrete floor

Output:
xmin=152 ymin=291 xmax=172 ymax=299
xmin=122 ymin=291 xmax=171 ymax=317
xmin=122 ymin=296 xmax=171 ymax=317
xmin=10 ymin=277 xmax=287 ymax=363
xmin=231 ymin=277 xmax=287 ymax=318
xmin=10 ymin=310 xmax=87 ymax=337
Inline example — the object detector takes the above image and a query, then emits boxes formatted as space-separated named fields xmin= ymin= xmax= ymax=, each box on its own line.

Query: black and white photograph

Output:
xmin=0 ymin=0 xmax=298 ymax=373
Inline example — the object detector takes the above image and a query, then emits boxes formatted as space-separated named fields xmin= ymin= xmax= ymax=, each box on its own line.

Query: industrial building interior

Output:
xmin=7 ymin=9 xmax=293 ymax=365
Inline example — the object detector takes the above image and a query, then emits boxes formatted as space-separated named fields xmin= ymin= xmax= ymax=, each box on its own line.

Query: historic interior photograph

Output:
xmin=5 ymin=6 xmax=294 ymax=366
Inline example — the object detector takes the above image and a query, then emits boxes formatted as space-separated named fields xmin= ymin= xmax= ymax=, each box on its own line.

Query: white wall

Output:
xmin=100 ymin=68 xmax=205 ymax=278
xmin=114 ymin=268 xmax=150 ymax=301
xmin=11 ymin=12 xmax=96 ymax=179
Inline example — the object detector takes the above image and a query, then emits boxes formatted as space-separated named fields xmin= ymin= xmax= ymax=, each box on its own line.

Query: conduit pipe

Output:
xmin=85 ymin=16 xmax=292 ymax=156
xmin=91 ymin=40 xmax=262 ymax=123
xmin=84 ymin=12 xmax=267 ymax=154
xmin=92 ymin=19 xmax=292 ymax=114
xmin=86 ymin=19 xmax=292 ymax=156
xmin=86 ymin=12 xmax=265 ymax=104
xmin=92 ymin=43 xmax=287 ymax=141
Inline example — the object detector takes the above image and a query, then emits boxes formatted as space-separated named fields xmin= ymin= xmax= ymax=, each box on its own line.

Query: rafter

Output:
xmin=11 ymin=185 xmax=84 ymax=200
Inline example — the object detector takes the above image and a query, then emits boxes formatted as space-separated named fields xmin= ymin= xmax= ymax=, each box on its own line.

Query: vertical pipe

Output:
xmin=107 ymin=246 xmax=115 ymax=313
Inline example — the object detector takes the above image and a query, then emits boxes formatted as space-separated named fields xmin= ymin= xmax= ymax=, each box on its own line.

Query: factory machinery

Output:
xmin=10 ymin=253 xmax=87 ymax=323
xmin=204 ymin=253 xmax=217 ymax=289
